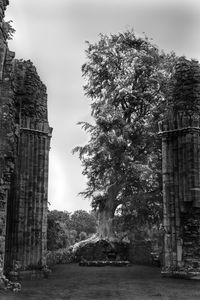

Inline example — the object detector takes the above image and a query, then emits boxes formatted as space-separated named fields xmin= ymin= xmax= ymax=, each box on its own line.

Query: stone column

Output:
xmin=0 ymin=1 xmax=52 ymax=279
xmin=5 ymin=119 xmax=52 ymax=271
xmin=160 ymin=58 xmax=200 ymax=279
xmin=4 ymin=60 xmax=52 ymax=275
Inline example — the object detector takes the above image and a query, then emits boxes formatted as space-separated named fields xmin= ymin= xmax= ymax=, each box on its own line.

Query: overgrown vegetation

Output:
xmin=48 ymin=30 xmax=178 ymax=264
xmin=73 ymin=30 xmax=177 ymax=240
xmin=47 ymin=210 xmax=97 ymax=251
xmin=2 ymin=20 xmax=15 ymax=40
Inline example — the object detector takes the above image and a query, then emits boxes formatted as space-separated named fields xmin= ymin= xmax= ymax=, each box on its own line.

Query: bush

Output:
xmin=46 ymin=248 xmax=74 ymax=266
xmin=47 ymin=210 xmax=97 ymax=251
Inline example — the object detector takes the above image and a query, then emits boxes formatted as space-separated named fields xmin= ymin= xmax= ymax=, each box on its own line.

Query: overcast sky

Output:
xmin=5 ymin=0 xmax=200 ymax=212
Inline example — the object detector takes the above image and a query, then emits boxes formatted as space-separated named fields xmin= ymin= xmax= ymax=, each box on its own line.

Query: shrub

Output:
xmin=46 ymin=248 xmax=74 ymax=266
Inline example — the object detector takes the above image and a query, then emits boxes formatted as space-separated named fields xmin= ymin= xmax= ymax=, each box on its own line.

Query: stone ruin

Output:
xmin=159 ymin=57 xmax=200 ymax=279
xmin=1 ymin=0 xmax=200 ymax=283
xmin=0 ymin=1 xmax=52 ymax=279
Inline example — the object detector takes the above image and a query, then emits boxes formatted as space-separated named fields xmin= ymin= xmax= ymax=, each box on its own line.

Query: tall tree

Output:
xmin=73 ymin=30 xmax=177 ymax=240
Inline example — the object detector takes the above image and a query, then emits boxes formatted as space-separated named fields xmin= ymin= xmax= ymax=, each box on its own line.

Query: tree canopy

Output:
xmin=73 ymin=30 xmax=177 ymax=238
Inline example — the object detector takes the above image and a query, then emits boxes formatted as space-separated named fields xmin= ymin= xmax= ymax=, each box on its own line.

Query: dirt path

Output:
xmin=1 ymin=263 xmax=200 ymax=299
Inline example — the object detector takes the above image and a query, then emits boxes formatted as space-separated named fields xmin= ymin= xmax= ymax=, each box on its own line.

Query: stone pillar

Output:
xmin=4 ymin=60 xmax=52 ymax=274
xmin=160 ymin=58 xmax=200 ymax=279
xmin=0 ymin=2 xmax=52 ymax=279
xmin=5 ymin=120 xmax=52 ymax=272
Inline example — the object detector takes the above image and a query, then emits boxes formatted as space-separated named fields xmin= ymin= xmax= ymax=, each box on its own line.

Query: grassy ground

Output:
xmin=1 ymin=263 xmax=200 ymax=299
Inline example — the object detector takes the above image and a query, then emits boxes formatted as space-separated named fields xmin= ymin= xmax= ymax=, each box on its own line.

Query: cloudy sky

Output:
xmin=6 ymin=0 xmax=200 ymax=212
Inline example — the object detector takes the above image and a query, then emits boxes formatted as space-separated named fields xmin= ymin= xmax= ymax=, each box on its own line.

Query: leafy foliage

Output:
xmin=70 ymin=210 xmax=97 ymax=235
xmin=81 ymin=31 xmax=176 ymax=123
xmin=47 ymin=211 xmax=70 ymax=250
xmin=74 ymin=30 xmax=177 ymax=232
xmin=47 ymin=210 xmax=97 ymax=251
xmin=46 ymin=248 xmax=74 ymax=266
xmin=2 ymin=20 xmax=15 ymax=40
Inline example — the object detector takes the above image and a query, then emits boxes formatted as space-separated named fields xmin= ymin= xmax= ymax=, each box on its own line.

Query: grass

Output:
xmin=1 ymin=263 xmax=200 ymax=299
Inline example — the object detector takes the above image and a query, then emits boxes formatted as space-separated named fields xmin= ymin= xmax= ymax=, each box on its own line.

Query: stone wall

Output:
xmin=0 ymin=0 xmax=16 ymax=278
xmin=159 ymin=58 xmax=200 ymax=278
xmin=4 ymin=61 xmax=52 ymax=273
xmin=74 ymin=240 xmax=129 ymax=262
xmin=128 ymin=241 xmax=152 ymax=265
xmin=0 ymin=1 xmax=52 ymax=276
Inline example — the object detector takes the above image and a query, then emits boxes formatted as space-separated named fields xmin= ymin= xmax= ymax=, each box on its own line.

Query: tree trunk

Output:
xmin=96 ymin=182 xmax=121 ymax=240
xmin=72 ymin=182 xmax=122 ymax=254
xmin=97 ymin=208 xmax=115 ymax=239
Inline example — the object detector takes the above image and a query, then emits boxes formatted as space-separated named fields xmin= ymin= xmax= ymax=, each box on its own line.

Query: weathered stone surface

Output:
xmin=128 ymin=240 xmax=152 ymax=265
xmin=4 ymin=60 xmax=52 ymax=274
xmin=74 ymin=239 xmax=129 ymax=262
xmin=160 ymin=57 xmax=200 ymax=279
xmin=0 ymin=2 xmax=52 ymax=278
xmin=79 ymin=260 xmax=130 ymax=267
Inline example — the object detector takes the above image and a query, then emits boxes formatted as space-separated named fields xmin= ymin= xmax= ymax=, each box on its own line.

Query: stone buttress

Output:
xmin=159 ymin=58 xmax=200 ymax=279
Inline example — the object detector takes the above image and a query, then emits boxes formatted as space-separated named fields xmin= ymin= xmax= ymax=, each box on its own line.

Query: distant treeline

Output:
xmin=47 ymin=209 xmax=97 ymax=251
